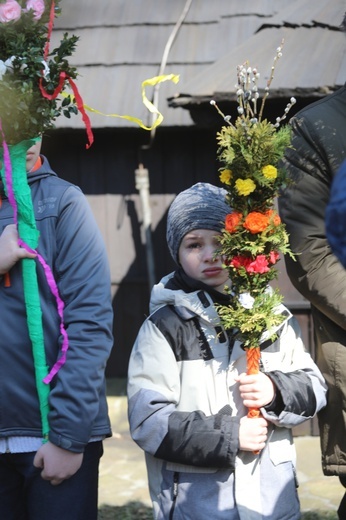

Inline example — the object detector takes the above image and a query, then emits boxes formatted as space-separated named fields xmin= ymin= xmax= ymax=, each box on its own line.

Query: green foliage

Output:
xmin=0 ymin=0 xmax=78 ymax=144
xmin=217 ymin=289 xmax=285 ymax=348
xmin=97 ymin=503 xmax=338 ymax=520
xmin=98 ymin=503 xmax=153 ymax=520
xmin=217 ymin=119 xmax=292 ymax=212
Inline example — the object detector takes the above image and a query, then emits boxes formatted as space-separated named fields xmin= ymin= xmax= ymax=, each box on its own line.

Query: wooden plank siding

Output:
xmin=42 ymin=125 xmax=317 ymax=435
xmin=42 ymin=120 xmax=312 ymax=377
xmin=40 ymin=0 xmax=346 ymax=436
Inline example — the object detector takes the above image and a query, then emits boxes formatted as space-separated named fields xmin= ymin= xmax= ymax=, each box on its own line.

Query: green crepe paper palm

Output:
xmin=0 ymin=138 xmax=49 ymax=440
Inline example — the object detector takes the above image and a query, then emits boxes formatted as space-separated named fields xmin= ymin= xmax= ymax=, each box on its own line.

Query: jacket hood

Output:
xmin=0 ymin=155 xmax=57 ymax=198
xmin=150 ymin=272 xmax=222 ymax=325
xmin=27 ymin=155 xmax=57 ymax=185
xmin=151 ymin=273 xmax=292 ymax=343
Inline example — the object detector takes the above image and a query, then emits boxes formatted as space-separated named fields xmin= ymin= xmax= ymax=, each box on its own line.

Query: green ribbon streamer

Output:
xmin=1 ymin=138 xmax=50 ymax=440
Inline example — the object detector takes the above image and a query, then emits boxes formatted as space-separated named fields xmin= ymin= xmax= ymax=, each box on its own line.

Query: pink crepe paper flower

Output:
xmin=0 ymin=0 xmax=21 ymax=23
xmin=268 ymin=251 xmax=280 ymax=265
xmin=230 ymin=254 xmax=270 ymax=274
xmin=25 ymin=0 xmax=45 ymax=20
xmin=246 ymin=255 xmax=270 ymax=274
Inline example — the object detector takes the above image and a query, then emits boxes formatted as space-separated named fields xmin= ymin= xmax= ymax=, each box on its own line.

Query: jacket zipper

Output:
xmin=169 ymin=471 xmax=179 ymax=520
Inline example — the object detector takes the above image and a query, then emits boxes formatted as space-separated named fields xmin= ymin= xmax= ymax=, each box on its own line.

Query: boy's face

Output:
xmin=178 ymin=229 xmax=229 ymax=293
xmin=26 ymin=139 xmax=42 ymax=172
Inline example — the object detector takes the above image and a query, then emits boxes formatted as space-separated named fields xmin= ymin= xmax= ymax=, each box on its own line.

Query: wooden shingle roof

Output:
xmin=52 ymin=0 xmax=346 ymax=129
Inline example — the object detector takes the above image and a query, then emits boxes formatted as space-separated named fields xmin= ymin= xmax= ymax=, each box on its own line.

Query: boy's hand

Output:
xmin=33 ymin=441 xmax=83 ymax=486
xmin=236 ymin=372 xmax=275 ymax=409
xmin=239 ymin=416 xmax=268 ymax=452
xmin=0 ymin=224 xmax=36 ymax=274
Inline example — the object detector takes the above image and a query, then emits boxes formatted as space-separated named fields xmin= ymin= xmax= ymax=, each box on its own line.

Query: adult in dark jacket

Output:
xmin=0 ymin=139 xmax=114 ymax=520
xmin=278 ymin=83 xmax=346 ymax=518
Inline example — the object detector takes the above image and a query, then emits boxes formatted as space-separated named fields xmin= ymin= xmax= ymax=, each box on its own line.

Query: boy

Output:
xmin=0 ymin=139 xmax=113 ymax=520
xmin=127 ymin=182 xmax=327 ymax=520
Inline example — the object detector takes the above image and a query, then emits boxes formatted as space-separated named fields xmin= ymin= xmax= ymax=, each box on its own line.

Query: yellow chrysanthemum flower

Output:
xmin=219 ymin=169 xmax=233 ymax=185
xmin=262 ymin=165 xmax=278 ymax=180
xmin=235 ymin=178 xmax=256 ymax=196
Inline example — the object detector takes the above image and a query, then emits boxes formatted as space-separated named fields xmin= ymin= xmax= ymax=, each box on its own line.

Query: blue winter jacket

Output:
xmin=326 ymin=159 xmax=346 ymax=267
xmin=0 ymin=156 xmax=113 ymax=452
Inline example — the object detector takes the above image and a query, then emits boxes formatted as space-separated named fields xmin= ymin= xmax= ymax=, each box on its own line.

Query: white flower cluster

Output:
xmin=0 ymin=56 xmax=49 ymax=81
xmin=236 ymin=64 xmax=261 ymax=122
xmin=238 ymin=292 xmax=255 ymax=309
xmin=0 ymin=56 xmax=15 ymax=80
xmin=274 ymin=96 xmax=297 ymax=128
xmin=210 ymin=41 xmax=296 ymax=128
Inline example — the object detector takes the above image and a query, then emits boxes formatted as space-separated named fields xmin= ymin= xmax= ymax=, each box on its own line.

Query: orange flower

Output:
xmin=265 ymin=209 xmax=281 ymax=226
xmin=243 ymin=211 xmax=269 ymax=234
xmin=225 ymin=212 xmax=242 ymax=233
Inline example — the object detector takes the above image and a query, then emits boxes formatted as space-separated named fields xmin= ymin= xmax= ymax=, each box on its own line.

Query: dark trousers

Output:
xmin=0 ymin=441 xmax=103 ymax=520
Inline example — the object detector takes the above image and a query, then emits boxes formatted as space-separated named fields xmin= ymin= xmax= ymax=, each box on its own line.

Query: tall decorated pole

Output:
xmin=0 ymin=0 xmax=81 ymax=440
xmin=211 ymin=43 xmax=296 ymax=423
xmin=1 ymin=135 xmax=52 ymax=437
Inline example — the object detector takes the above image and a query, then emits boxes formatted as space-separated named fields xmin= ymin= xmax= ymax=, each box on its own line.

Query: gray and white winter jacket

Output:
xmin=127 ymin=272 xmax=327 ymax=520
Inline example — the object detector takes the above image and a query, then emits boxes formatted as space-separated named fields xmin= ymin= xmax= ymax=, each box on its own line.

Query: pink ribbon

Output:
xmin=18 ymin=240 xmax=69 ymax=384
xmin=1 ymin=122 xmax=69 ymax=383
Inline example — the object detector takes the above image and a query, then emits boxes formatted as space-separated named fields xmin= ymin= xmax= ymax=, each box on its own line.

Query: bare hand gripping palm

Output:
xmin=0 ymin=224 xmax=36 ymax=274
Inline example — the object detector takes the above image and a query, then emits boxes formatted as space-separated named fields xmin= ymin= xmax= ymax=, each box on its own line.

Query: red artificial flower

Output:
xmin=230 ymin=254 xmax=270 ymax=274
xmin=230 ymin=255 xmax=252 ymax=269
xmin=246 ymin=255 xmax=270 ymax=273
xmin=268 ymin=251 xmax=280 ymax=264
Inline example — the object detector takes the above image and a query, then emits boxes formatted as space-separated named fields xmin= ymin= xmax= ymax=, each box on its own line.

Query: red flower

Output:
xmin=225 ymin=212 xmax=242 ymax=233
xmin=230 ymin=255 xmax=252 ymax=269
xmin=230 ymin=254 xmax=275 ymax=273
xmin=246 ymin=255 xmax=270 ymax=273
xmin=230 ymin=255 xmax=270 ymax=273
xmin=268 ymin=251 xmax=280 ymax=265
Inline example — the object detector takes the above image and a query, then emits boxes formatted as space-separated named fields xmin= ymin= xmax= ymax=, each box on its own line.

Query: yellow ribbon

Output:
xmin=63 ymin=73 xmax=180 ymax=131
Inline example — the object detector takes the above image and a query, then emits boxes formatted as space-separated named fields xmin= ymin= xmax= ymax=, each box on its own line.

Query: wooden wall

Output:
xmin=42 ymin=125 xmax=313 ymax=379
xmin=42 ymin=122 xmax=317 ymax=434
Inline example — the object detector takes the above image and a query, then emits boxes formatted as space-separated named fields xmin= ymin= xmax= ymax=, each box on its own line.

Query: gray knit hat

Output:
xmin=166 ymin=182 xmax=230 ymax=264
